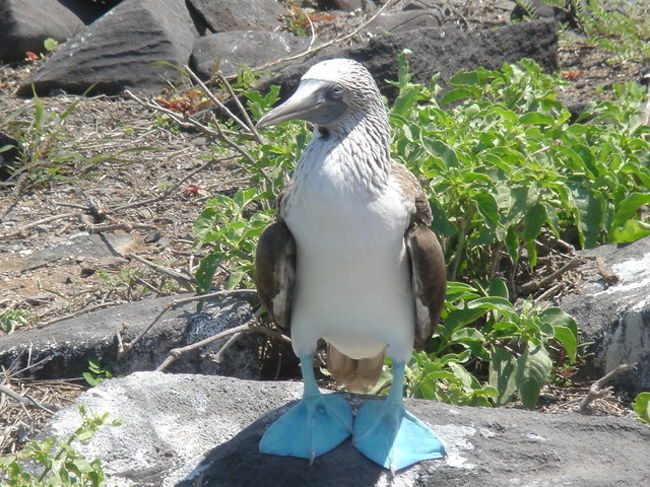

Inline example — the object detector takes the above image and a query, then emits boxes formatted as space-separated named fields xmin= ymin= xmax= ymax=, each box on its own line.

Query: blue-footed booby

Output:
xmin=255 ymin=58 xmax=447 ymax=471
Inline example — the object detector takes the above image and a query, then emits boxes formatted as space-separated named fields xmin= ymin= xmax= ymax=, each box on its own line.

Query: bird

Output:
xmin=254 ymin=58 xmax=447 ymax=472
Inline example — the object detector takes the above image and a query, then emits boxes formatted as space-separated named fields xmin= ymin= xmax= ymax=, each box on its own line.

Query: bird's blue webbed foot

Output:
xmin=353 ymin=362 xmax=445 ymax=471
xmin=259 ymin=355 xmax=353 ymax=462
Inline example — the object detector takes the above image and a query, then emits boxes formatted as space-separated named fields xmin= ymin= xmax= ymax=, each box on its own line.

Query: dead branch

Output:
xmin=156 ymin=317 xmax=290 ymax=372
xmin=107 ymin=152 xmax=237 ymax=213
xmin=578 ymin=363 xmax=636 ymax=414
xmin=520 ymin=257 xmax=583 ymax=294
xmin=184 ymin=65 xmax=258 ymax=141
xmin=85 ymin=222 xmax=158 ymax=234
xmin=127 ymin=252 xmax=196 ymax=287
xmin=246 ymin=0 xmax=397 ymax=75
xmin=118 ymin=289 xmax=259 ymax=357
xmin=215 ymin=71 xmax=265 ymax=144
xmin=125 ymin=89 xmax=257 ymax=165
xmin=0 ymin=211 xmax=81 ymax=240
xmin=0 ymin=384 xmax=56 ymax=414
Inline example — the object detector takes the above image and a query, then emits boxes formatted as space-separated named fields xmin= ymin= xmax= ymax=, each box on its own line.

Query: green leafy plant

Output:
xmin=82 ymin=358 xmax=113 ymax=387
xmin=0 ymin=405 xmax=120 ymax=486
xmin=632 ymin=392 xmax=650 ymax=425
xmin=0 ymin=308 xmax=31 ymax=334
xmin=389 ymin=52 xmax=649 ymax=281
xmin=372 ymin=279 xmax=577 ymax=409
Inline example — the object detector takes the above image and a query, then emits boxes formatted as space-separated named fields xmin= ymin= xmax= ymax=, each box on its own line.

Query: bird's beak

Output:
xmin=256 ymin=79 xmax=346 ymax=128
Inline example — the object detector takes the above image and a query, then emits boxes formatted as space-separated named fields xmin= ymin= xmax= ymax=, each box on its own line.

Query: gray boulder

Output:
xmin=0 ymin=0 xmax=85 ymax=62
xmin=188 ymin=0 xmax=286 ymax=33
xmin=16 ymin=0 xmax=199 ymax=96
xmin=260 ymin=19 xmax=558 ymax=102
xmin=368 ymin=8 xmax=444 ymax=34
xmin=0 ymin=294 xmax=259 ymax=379
xmin=191 ymin=31 xmax=308 ymax=79
xmin=43 ymin=372 xmax=650 ymax=487
xmin=558 ymin=235 xmax=650 ymax=391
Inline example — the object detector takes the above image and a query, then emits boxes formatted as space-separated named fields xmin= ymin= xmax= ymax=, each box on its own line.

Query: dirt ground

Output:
xmin=0 ymin=2 xmax=647 ymax=455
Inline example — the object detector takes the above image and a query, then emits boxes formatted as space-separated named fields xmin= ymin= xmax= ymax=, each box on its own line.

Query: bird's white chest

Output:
xmin=283 ymin=143 xmax=415 ymax=361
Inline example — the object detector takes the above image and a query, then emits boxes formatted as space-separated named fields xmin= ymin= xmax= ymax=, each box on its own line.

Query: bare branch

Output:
xmin=156 ymin=318 xmax=290 ymax=371
xmin=578 ymin=363 xmax=636 ymax=414
xmin=118 ymin=289 xmax=259 ymax=357
xmin=127 ymin=252 xmax=196 ymax=287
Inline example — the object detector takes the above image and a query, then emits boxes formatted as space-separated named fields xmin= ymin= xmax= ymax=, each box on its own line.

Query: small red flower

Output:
xmin=25 ymin=51 xmax=39 ymax=62
xmin=185 ymin=184 xmax=201 ymax=195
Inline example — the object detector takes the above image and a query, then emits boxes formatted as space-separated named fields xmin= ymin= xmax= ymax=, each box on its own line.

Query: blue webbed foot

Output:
xmin=352 ymin=361 xmax=445 ymax=471
xmin=353 ymin=399 xmax=445 ymax=471
xmin=259 ymin=354 xmax=353 ymax=462
xmin=260 ymin=393 xmax=353 ymax=461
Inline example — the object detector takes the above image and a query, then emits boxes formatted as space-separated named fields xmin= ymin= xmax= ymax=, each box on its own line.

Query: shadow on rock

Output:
xmin=178 ymin=404 xmax=389 ymax=487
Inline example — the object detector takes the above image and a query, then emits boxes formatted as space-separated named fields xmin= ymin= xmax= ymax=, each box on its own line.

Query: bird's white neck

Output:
xmin=295 ymin=110 xmax=392 ymax=197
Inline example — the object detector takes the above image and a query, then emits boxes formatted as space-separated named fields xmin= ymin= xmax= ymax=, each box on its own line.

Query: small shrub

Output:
xmin=0 ymin=406 xmax=120 ymax=486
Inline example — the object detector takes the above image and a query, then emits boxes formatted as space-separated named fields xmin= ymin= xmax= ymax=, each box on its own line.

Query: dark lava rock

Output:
xmin=187 ymin=0 xmax=286 ymax=33
xmin=0 ymin=0 xmax=85 ymax=62
xmin=368 ymin=8 xmax=444 ymax=34
xmin=43 ymin=372 xmax=650 ymax=487
xmin=260 ymin=19 xmax=558 ymax=102
xmin=16 ymin=0 xmax=199 ymax=96
xmin=0 ymin=294 xmax=259 ymax=379
xmin=0 ymin=130 xmax=20 ymax=180
xmin=191 ymin=30 xmax=309 ymax=79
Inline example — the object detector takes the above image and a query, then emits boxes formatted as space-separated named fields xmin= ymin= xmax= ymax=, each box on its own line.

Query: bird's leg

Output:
xmin=352 ymin=361 xmax=446 ymax=472
xmin=259 ymin=354 xmax=353 ymax=462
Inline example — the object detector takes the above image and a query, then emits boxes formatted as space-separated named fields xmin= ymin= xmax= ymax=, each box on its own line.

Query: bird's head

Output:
xmin=256 ymin=58 xmax=384 ymax=131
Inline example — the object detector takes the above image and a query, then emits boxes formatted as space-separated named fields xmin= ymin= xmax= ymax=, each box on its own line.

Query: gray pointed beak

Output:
xmin=256 ymin=79 xmax=347 ymax=128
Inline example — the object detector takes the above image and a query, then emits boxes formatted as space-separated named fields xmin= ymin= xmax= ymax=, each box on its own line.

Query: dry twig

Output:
xmin=520 ymin=257 xmax=583 ymax=294
xmin=578 ymin=363 xmax=636 ymax=414
xmin=118 ymin=289 xmax=258 ymax=357
xmin=156 ymin=315 xmax=290 ymax=372
xmin=127 ymin=252 xmax=196 ymax=287
xmin=247 ymin=0 xmax=397 ymax=74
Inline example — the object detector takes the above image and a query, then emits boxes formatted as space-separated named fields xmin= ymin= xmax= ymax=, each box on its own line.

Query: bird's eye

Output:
xmin=328 ymin=84 xmax=344 ymax=98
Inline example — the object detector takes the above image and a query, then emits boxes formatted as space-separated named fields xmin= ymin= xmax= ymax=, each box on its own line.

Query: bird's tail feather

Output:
xmin=327 ymin=345 xmax=384 ymax=393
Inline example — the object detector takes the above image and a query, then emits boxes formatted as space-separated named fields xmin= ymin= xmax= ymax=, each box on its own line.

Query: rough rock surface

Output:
xmin=191 ymin=31 xmax=308 ymax=79
xmin=0 ymin=294 xmax=258 ymax=379
xmin=0 ymin=0 xmax=86 ymax=62
xmin=261 ymin=19 xmax=558 ymax=101
xmin=557 ymin=235 xmax=650 ymax=391
xmin=188 ymin=0 xmax=286 ymax=33
xmin=368 ymin=8 xmax=444 ymax=34
xmin=43 ymin=372 xmax=650 ymax=487
xmin=16 ymin=0 xmax=199 ymax=96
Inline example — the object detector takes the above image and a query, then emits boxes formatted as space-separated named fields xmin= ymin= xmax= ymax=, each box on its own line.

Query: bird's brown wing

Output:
xmin=255 ymin=194 xmax=296 ymax=332
xmin=393 ymin=163 xmax=447 ymax=350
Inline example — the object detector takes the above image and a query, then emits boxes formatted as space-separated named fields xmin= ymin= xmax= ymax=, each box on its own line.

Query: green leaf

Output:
xmin=467 ymin=296 xmax=517 ymax=320
xmin=422 ymin=139 xmax=458 ymax=168
xmin=632 ymin=392 xmax=650 ymax=424
xmin=195 ymin=253 xmax=223 ymax=294
xmin=516 ymin=342 xmax=552 ymax=409
xmin=610 ymin=193 xmax=650 ymax=230
xmin=489 ymin=347 xmax=517 ymax=406
xmin=553 ymin=326 xmax=578 ymax=364
xmin=519 ymin=112 xmax=555 ymax=125
xmin=473 ymin=191 xmax=500 ymax=228
xmin=487 ymin=278 xmax=509 ymax=299
xmin=439 ymin=87 xmax=475 ymax=105
xmin=571 ymin=186 xmax=604 ymax=248
xmin=43 ymin=37 xmax=59 ymax=52
xmin=609 ymin=219 xmax=650 ymax=243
